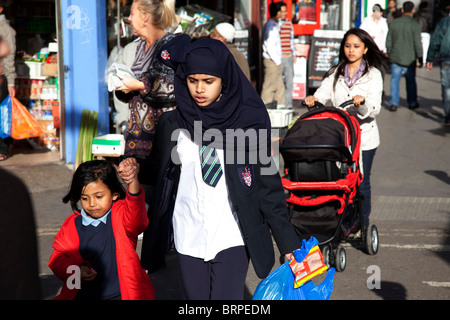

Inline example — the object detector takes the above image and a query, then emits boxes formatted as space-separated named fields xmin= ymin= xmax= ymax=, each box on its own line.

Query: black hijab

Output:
xmin=158 ymin=34 xmax=271 ymax=152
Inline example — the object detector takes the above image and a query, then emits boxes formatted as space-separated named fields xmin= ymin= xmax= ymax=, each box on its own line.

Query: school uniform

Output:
xmin=48 ymin=187 xmax=155 ymax=300
xmin=139 ymin=35 xmax=301 ymax=299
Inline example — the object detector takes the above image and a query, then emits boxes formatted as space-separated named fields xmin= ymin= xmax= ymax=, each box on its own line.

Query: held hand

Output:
xmin=285 ymin=248 xmax=300 ymax=261
xmin=8 ymin=86 xmax=15 ymax=98
xmin=115 ymin=74 xmax=144 ymax=94
xmin=118 ymin=158 xmax=139 ymax=185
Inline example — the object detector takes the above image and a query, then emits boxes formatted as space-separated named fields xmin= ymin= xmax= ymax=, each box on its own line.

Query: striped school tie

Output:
xmin=200 ymin=145 xmax=223 ymax=187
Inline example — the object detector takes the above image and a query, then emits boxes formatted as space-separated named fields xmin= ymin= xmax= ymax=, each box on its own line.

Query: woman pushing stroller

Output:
xmin=303 ymin=28 xmax=389 ymax=234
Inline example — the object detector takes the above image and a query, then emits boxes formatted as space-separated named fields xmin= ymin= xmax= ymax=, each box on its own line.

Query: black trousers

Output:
xmin=177 ymin=246 xmax=249 ymax=300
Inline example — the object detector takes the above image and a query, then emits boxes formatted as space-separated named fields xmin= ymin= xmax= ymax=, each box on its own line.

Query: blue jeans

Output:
xmin=360 ymin=148 xmax=377 ymax=228
xmin=389 ymin=63 xmax=418 ymax=107
xmin=440 ymin=60 xmax=450 ymax=121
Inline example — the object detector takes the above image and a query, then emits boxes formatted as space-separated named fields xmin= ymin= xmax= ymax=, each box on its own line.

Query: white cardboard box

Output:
xmin=268 ymin=109 xmax=294 ymax=128
xmin=92 ymin=134 xmax=125 ymax=156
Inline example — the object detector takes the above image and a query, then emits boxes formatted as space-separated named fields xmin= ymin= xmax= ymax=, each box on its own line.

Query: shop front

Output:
xmin=6 ymin=0 xmax=262 ymax=166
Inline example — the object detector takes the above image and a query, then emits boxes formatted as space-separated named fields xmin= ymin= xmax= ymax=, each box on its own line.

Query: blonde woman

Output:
xmin=115 ymin=0 xmax=178 ymax=159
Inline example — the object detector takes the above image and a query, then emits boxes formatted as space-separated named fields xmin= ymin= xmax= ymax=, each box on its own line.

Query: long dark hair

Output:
xmin=324 ymin=28 xmax=389 ymax=90
xmin=63 ymin=160 xmax=126 ymax=212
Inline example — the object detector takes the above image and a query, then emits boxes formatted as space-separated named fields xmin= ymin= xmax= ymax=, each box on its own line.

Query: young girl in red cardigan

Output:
xmin=48 ymin=158 xmax=154 ymax=300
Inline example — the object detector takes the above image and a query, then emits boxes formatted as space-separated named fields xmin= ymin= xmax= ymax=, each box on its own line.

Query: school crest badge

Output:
xmin=161 ymin=50 xmax=170 ymax=60
xmin=237 ymin=165 xmax=253 ymax=188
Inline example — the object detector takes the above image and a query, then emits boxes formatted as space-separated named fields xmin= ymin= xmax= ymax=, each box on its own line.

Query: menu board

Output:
xmin=308 ymin=29 xmax=346 ymax=88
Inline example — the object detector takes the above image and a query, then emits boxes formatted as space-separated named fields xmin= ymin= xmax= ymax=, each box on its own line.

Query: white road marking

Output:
xmin=380 ymin=243 xmax=450 ymax=251
xmin=422 ymin=281 xmax=450 ymax=288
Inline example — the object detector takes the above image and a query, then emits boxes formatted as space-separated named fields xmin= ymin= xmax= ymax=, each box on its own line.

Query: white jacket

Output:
xmin=314 ymin=66 xmax=383 ymax=151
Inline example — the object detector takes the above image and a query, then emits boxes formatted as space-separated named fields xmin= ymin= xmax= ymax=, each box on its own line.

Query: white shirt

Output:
xmin=262 ymin=18 xmax=282 ymax=65
xmin=172 ymin=131 xmax=244 ymax=261
xmin=360 ymin=16 xmax=389 ymax=53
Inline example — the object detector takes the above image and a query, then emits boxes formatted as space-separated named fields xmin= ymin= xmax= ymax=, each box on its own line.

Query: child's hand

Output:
xmin=80 ymin=264 xmax=97 ymax=282
xmin=118 ymin=158 xmax=140 ymax=194
xmin=118 ymin=158 xmax=139 ymax=185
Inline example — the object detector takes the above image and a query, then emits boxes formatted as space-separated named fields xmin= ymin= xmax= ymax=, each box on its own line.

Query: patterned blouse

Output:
xmin=116 ymin=32 xmax=177 ymax=158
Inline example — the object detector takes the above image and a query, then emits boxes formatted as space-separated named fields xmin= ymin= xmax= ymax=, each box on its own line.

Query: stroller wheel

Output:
xmin=365 ymin=224 xmax=379 ymax=255
xmin=334 ymin=247 xmax=346 ymax=272
xmin=321 ymin=244 xmax=332 ymax=268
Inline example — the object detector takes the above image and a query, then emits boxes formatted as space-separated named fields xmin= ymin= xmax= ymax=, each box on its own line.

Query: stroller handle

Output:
xmin=302 ymin=99 xmax=365 ymax=109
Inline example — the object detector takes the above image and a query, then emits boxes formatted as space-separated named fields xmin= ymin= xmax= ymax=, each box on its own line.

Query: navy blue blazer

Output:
xmin=139 ymin=111 xmax=300 ymax=279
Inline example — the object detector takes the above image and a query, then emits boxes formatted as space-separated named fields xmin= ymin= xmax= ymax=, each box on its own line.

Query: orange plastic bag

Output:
xmin=11 ymin=96 xmax=43 ymax=139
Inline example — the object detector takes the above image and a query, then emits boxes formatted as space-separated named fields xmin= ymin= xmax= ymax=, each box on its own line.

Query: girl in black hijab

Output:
xmin=139 ymin=35 xmax=300 ymax=300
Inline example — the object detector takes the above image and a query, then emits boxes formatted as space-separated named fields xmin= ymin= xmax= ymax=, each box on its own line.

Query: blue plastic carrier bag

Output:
xmin=252 ymin=237 xmax=335 ymax=300
xmin=0 ymin=96 xmax=12 ymax=139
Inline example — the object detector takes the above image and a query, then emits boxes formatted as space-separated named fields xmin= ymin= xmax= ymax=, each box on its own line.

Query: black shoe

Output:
xmin=409 ymin=103 xmax=419 ymax=109
xmin=389 ymin=104 xmax=398 ymax=111
xmin=443 ymin=118 xmax=450 ymax=127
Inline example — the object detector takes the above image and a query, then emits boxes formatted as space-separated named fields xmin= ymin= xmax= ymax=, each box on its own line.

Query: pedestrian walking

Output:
xmin=139 ymin=35 xmax=301 ymax=300
xmin=386 ymin=1 xmax=423 ymax=111
xmin=278 ymin=2 xmax=297 ymax=109
xmin=48 ymin=159 xmax=154 ymax=300
xmin=426 ymin=4 xmax=450 ymax=126
xmin=414 ymin=1 xmax=434 ymax=65
xmin=303 ymin=28 xmax=389 ymax=231
xmin=383 ymin=0 xmax=400 ymax=25
xmin=209 ymin=22 xmax=251 ymax=81
xmin=360 ymin=4 xmax=389 ymax=54
xmin=261 ymin=2 xmax=285 ymax=107
xmin=0 ymin=1 xmax=16 ymax=161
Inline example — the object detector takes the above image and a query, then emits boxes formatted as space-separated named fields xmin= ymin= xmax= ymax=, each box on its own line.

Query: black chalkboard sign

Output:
xmin=308 ymin=30 xmax=346 ymax=88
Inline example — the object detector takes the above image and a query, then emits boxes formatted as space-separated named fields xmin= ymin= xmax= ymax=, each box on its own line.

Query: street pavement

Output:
xmin=1 ymin=65 xmax=449 ymax=301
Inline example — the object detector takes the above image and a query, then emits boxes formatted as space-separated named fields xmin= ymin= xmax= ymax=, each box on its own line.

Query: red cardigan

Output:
xmin=48 ymin=187 xmax=155 ymax=300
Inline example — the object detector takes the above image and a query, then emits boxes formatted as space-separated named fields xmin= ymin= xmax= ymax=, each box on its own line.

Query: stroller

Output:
xmin=280 ymin=101 xmax=379 ymax=272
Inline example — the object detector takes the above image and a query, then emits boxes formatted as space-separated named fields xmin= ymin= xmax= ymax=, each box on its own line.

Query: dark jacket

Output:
xmin=386 ymin=14 xmax=423 ymax=66
xmin=426 ymin=16 xmax=450 ymax=63
xmin=139 ymin=111 xmax=300 ymax=279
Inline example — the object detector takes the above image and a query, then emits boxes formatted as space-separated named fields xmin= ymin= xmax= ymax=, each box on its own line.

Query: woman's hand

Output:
xmin=352 ymin=95 xmax=366 ymax=107
xmin=303 ymin=95 xmax=318 ymax=107
xmin=115 ymin=74 xmax=145 ymax=94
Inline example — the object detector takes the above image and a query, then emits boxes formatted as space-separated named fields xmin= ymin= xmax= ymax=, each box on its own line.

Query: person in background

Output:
xmin=383 ymin=0 xmax=402 ymax=25
xmin=386 ymin=1 xmax=423 ymax=111
xmin=414 ymin=1 xmax=434 ymax=65
xmin=115 ymin=0 xmax=178 ymax=159
xmin=261 ymin=2 xmax=285 ymax=107
xmin=0 ymin=0 xmax=16 ymax=161
xmin=360 ymin=4 xmax=389 ymax=54
xmin=210 ymin=22 xmax=251 ymax=81
xmin=278 ymin=2 xmax=296 ymax=110
xmin=426 ymin=3 xmax=450 ymax=126
xmin=303 ymin=28 xmax=389 ymax=233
